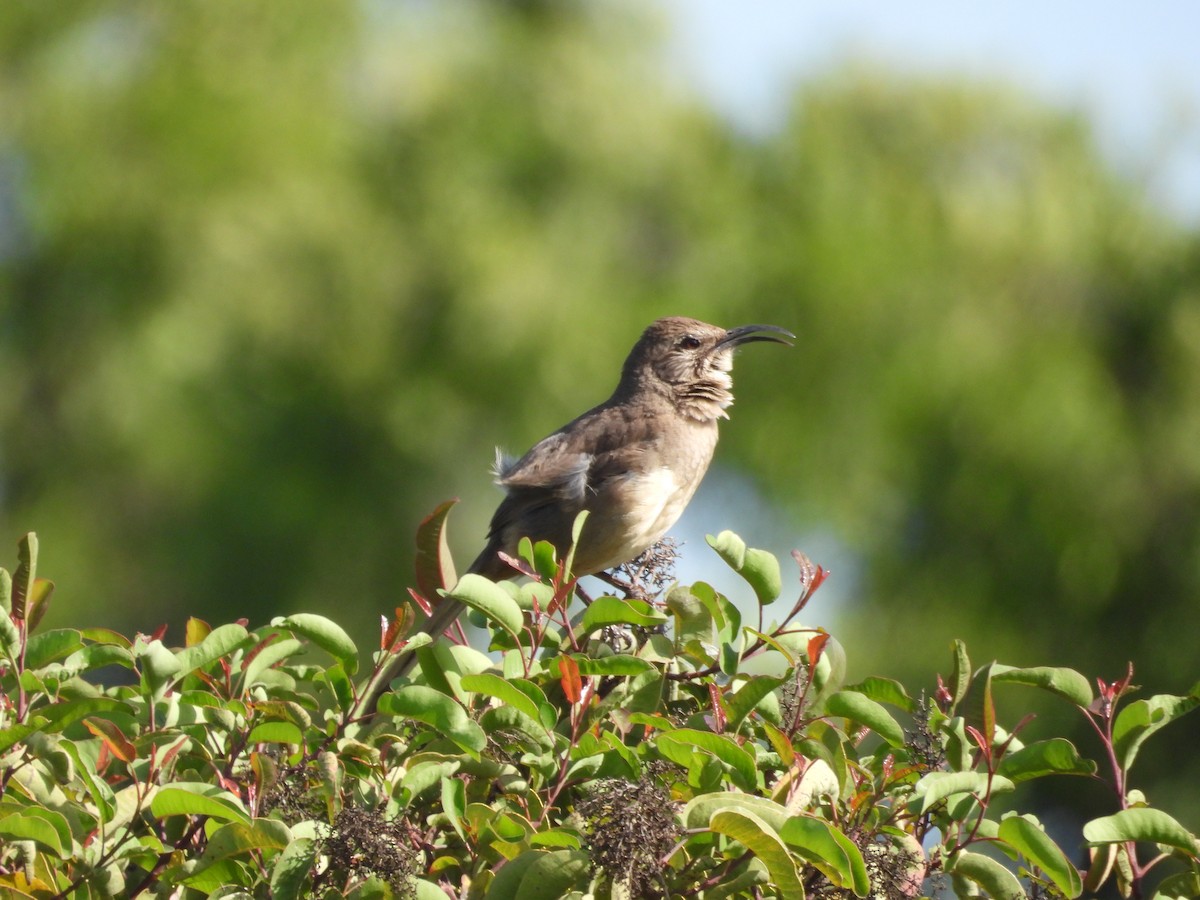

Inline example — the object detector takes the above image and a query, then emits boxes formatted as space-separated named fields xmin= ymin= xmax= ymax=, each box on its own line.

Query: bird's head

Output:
xmin=620 ymin=317 xmax=793 ymax=420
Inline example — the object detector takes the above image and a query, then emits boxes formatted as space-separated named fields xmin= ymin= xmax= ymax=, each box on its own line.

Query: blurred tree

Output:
xmin=0 ymin=0 xmax=742 ymax=634
xmin=1 ymin=0 xmax=1198 ymax=820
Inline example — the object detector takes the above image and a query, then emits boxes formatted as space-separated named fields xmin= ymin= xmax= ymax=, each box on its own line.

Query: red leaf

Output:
xmin=807 ymin=632 xmax=829 ymax=668
xmin=407 ymin=587 xmax=432 ymax=618
xmin=84 ymin=717 xmax=136 ymax=764
xmin=559 ymin=655 xmax=582 ymax=704
xmin=707 ymin=683 xmax=726 ymax=733
xmin=381 ymin=606 xmax=414 ymax=652
xmin=414 ymin=499 xmax=460 ymax=600
xmin=935 ymin=674 xmax=953 ymax=710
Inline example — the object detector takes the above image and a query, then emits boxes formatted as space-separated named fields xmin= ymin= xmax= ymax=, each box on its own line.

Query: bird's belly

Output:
xmin=574 ymin=466 xmax=696 ymax=575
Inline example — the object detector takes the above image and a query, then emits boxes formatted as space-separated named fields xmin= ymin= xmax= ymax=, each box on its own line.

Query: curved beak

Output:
xmin=715 ymin=323 xmax=795 ymax=351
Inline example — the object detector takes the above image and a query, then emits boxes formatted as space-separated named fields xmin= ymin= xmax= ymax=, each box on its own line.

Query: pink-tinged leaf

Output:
xmin=25 ymin=578 xmax=54 ymax=632
xmin=84 ymin=717 xmax=136 ymax=764
xmin=11 ymin=533 xmax=37 ymax=620
xmin=414 ymin=499 xmax=459 ymax=600
xmin=793 ymin=550 xmax=831 ymax=599
xmin=559 ymin=655 xmax=582 ymax=704
xmin=497 ymin=551 xmax=538 ymax=580
xmin=980 ymin=672 xmax=996 ymax=750
xmin=708 ymin=683 xmax=727 ymax=733
xmin=966 ymin=725 xmax=991 ymax=764
xmin=149 ymin=623 xmax=169 ymax=642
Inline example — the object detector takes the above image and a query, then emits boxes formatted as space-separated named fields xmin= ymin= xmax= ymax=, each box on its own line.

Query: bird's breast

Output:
xmin=573 ymin=421 xmax=718 ymax=575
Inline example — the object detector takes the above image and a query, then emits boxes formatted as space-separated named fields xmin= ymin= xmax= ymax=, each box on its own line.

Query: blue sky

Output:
xmin=659 ymin=0 xmax=1200 ymax=222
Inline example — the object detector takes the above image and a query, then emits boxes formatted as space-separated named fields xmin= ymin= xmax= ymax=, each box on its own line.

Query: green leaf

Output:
xmin=461 ymin=673 xmax=547 ymax=726
xmin=948 ymin=640 xmax=971 ymax=712
xmin=665 ymin=585 xmax=713 ymax=649
xmin=0 ymin=567 xmax=10 ymax=614
xmin=480 ymin=706 xmax=554 ymax=750
xmin=1083 ymin=808 xmax=1199 ymax=855
xmin=725 ymin=675 xmax=788 ymax=732
xmin=150 ymin=784 xmax=251 ymax=825
xmin=23 ymin=629 xmax=83 ymax=670
xmin=1112 ymin=693 xmax=1200 ymax=773
xmin=40 ymin=697 xmax=132 ymax=734
xmin=442 ymin=776 xmax=467 ymax=843
xmin=136 ymin=638 xmax=183 ymax=698
xmin=402 ymin=760 xmax=461 ymax=802
xmin=998 ymin=814 xmax=1083 ymax=898
xmin=950 ymin=849 xmax=1025 ymax=900
xmin=794 ymin=758 xmax=841 ymax=810
xmin=997 ymin=738 xmax=1097 ymax=783
xmin=656 ymin=729 xmax=758 ymax=792
xmin=270 ymin=837 xmax=317 ymax=900
xmin=377 ymin=685 xmax=487 ymax=757
xmin=908 ymin=771 xmax=1015 ymax=815
xmin=683 ymin=793 xmax=791 ymax=831
xmin=570 ymin=654 xmax=653 ymax=677
xmin=201 ymin=818 xmax=292 ymax=861
xmin=1153 ymin=870 xmax=1200 ymax=900
xmin=242 ymin=637 xmax=304 ymax=688
xmin=691 ymin=581 xmax=742 ymax=645
xmin=0 ymin=717 xmax=50 ymax=753
xmin=0 ymin=808 xmax=72 ymax=857
xmin=824 ymin=690 xmax=906 ymax=747
xmin=843 ymin=676 xmax=916 ymax=713
xmin=64 ymin=642 xmax=135 ymax=674
xmin=62 ymin=739 xmax=116 ymax=824
xmin=482 ymin=849 xmax=587 ymax=900
xmin=990 ymin=664 xmax=1093 ymax=707
xmin=512 ymin=849 xmax=590 ymax=899
xmin=273 ymin=614 xmax=358 ymax=675
xmin=0 ymin=613 xmax=19 ymax=663
xmin=562 ymin=509 xmax=589 ymax=579
xmin=525 ymin=537 xmax=560 ymax=582
xmin=442 ymin=574 xmax=524 ymax=640
xmin=247 ymin=721 xmax=303 ymax=745
xmin=706 ymin=532 xmax=782 ymax=605
xmin=415 ymin=880 xmax=454 ymax=900
xmin=321 ymin=661 xmax=355 ymax=712
xmin=710 ymin=808 xmax=804 ymax=896
xmin=415 ymin=499 xmax=459 ymax=601
xmin=578 ymin=596 xmax=668 ymax=632
xmin=780 ymin=815 xmax=870 ymax=896
xmin=174 ymin=623 xmax=250 ymax=678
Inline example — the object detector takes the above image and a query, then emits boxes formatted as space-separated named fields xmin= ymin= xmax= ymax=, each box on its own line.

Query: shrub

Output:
xmin=1 ymin=511 xmax=1197 ymax=898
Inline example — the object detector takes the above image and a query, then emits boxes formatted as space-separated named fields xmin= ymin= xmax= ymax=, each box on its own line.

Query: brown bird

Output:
xmin=414 ymin=316 xmax=793 ymax=653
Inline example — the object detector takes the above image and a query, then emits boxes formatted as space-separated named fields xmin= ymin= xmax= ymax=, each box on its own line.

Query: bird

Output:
xmin=411 ymin=316 xmax=793 ymax=654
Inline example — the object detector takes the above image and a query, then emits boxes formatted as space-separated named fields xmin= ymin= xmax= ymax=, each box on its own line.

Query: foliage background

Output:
xmin=2 ymin=0 xmax=1198 ymax=829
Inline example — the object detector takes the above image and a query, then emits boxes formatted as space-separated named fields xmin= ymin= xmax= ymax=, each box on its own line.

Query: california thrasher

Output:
xmin=410 ymin=316 xmax=792 ymax=657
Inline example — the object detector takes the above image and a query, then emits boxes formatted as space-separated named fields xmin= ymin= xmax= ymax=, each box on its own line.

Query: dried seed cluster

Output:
xmin=578 ymin=771 xmax=681 ymax=896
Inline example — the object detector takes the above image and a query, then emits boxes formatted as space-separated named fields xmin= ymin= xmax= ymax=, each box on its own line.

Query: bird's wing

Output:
xmin=485 ymin=405 xmax=669 ymax=539
xmin=496 ymin=432 xmax=590 ymax=502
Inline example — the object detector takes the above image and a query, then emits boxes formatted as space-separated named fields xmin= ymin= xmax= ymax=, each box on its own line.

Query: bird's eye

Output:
xmin=678 ymin=336 xmax=702 ymax=350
